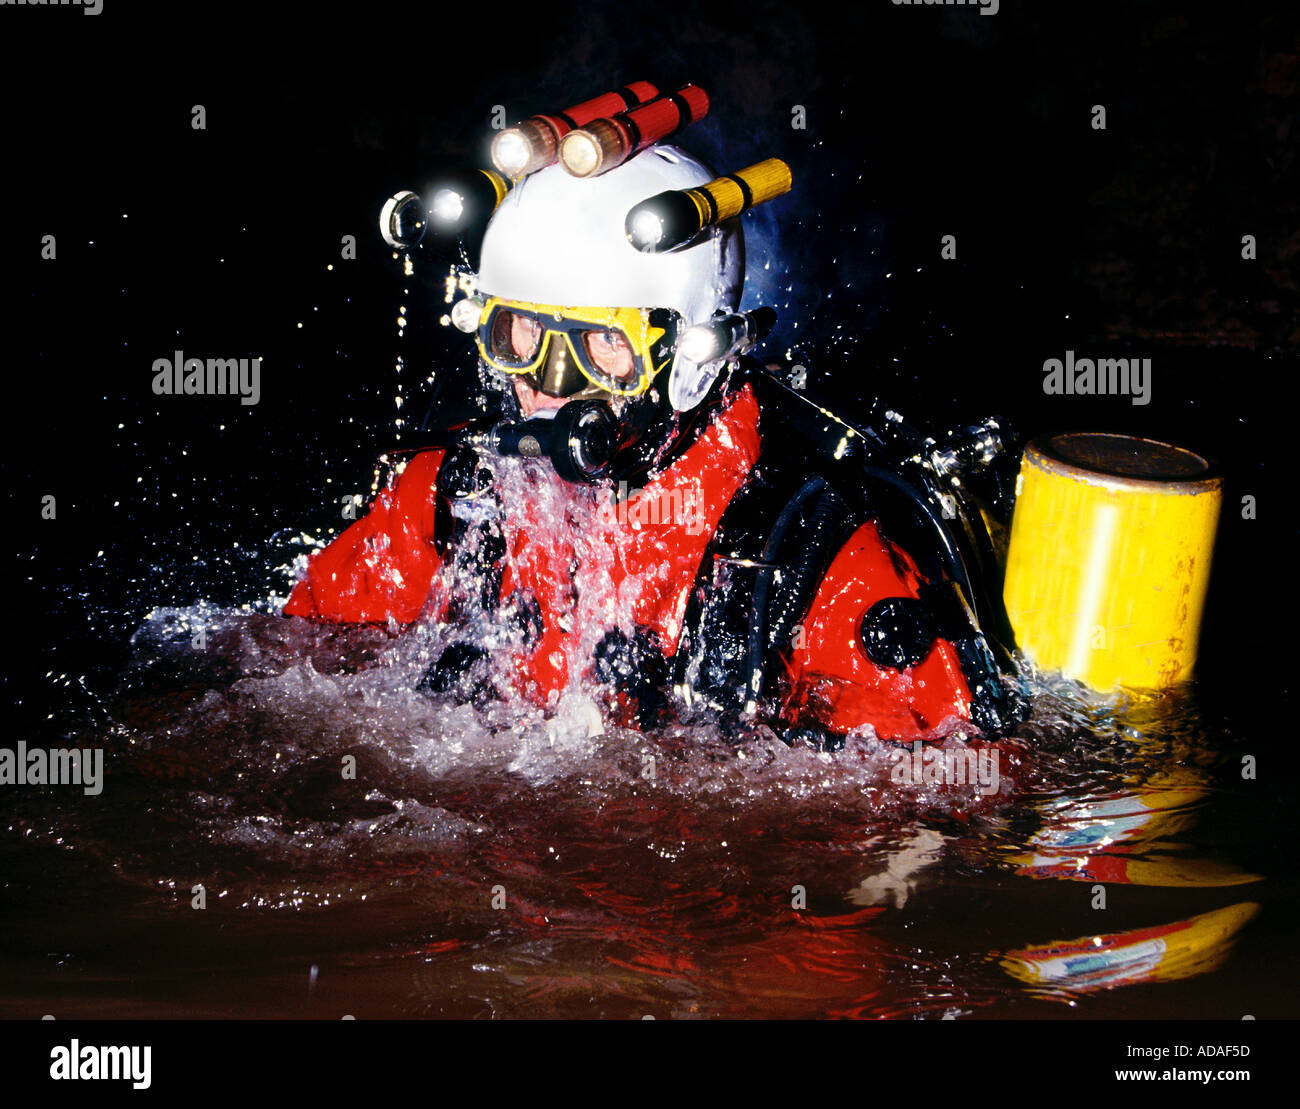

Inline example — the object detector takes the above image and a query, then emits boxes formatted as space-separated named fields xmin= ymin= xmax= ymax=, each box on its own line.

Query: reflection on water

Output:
xmin=0 ymin=586 xmax=1280 ymax=1019
xmin=1001 ymin=903 xmax=1259 ymax=1001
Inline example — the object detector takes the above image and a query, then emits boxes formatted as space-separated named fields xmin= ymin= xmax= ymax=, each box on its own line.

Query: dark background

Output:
xmin=2 ymin=0 xmax=1294 ymax=729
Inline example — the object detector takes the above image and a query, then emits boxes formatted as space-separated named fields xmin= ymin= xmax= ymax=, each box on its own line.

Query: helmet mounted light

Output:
xmin=669 ymin=308 xmax=776 ymax=412
xmin=490 ymin=81 xmax=661 ymax=179
xmin=379 ymin=170 xmax=510 ymax=253
xmin=450 ymin=295 xmax=485 ymax=334
xmin=625 ymin=158 xmax=793 ymax=254
xmin=558 ymin=85 xmax=710 ymax=178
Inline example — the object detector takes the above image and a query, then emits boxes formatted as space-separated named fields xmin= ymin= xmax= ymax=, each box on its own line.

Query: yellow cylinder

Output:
xmin=685 ymin=158 xmax=793 ymax=224
xmin=1002 ymin=432 xmax=1221 ymax=692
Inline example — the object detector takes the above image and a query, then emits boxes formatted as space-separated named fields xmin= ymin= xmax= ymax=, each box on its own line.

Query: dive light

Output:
xmin=379 ymin=169 xmax=510 ymax=250
xmin=678 ymin=307 xmax=777 ymax=364
xmin=626 ymin=158 xmax=793 ymax=253
xmin=491 ymin=81 xmax=661 ymax=179
xmin=559 ymin=85 xmax=710 ymax=178
xmin=450 ymin=295 xmax=485 ymax=334
xmin=668 ymin=307 xmax=776 ymax=413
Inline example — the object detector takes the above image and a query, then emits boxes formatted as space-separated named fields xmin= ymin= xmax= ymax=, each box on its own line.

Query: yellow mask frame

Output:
xmin=475 ymin=297 xmax=671 ymax=397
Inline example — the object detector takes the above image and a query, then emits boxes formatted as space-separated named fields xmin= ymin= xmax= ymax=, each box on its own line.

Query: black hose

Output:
xmin=743 ymin=475 xmax=832 ymax=707
xmin=765 ymin=485 xmax=841 ymax=654
xmin=858 ymin=464 xmax=977 ymax=617
xmin=741 ymin=458 xmax=993 ymax=712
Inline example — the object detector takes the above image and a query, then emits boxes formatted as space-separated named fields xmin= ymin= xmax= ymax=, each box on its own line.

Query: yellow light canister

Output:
xmin=624 ymin=158 xmax=793 ymax=253
xmin=1002 ymin=433 xmax=1222 ymax=692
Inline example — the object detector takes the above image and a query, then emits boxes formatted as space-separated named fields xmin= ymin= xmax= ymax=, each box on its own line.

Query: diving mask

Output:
xmin=474 ymin=297 xmax=676 ymax=398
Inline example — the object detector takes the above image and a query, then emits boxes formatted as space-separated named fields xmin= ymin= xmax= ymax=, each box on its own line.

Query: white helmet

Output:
xmin=476 ymin=144 xmax=745 ymax=410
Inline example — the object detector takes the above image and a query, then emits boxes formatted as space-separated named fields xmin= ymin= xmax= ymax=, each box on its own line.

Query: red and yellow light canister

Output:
xmin=1002 ymin=432 xmax=1222 ymax=692
xmin=559 ymin=85 xmax=710 ymax=178
xmin=491 ymin=81 xmax=661 ymax=179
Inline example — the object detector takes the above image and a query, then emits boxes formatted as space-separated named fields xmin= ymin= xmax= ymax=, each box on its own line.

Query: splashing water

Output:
xmin=0 ymin=438 xmax=1276 ymax=1020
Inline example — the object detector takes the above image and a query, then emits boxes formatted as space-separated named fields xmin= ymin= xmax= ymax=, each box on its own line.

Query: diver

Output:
xmin=283 ymin=87 xmax=1026 ymax=746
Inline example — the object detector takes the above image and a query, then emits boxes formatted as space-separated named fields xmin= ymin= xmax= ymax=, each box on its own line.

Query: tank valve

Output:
xmin=929 ymin=417 xmax=1004 ymax=478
